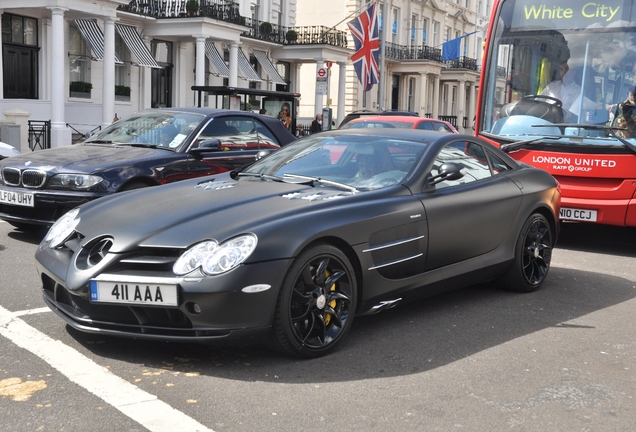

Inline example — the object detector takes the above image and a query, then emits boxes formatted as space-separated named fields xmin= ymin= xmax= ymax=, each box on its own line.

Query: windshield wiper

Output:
xmin=121 ymin=143 xmax=160 ymax=149
xmin=283 ymin=174 xmax=358 ymax=193
xmin=237 ymin=172 xmax=286 ymax=182
xmin=85 ymin=140 xmax=113 ymax=144
xmin=499 ymin=136 xmax=561 ymax=153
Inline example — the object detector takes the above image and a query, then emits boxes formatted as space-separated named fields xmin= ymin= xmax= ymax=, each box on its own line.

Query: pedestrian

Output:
xmin=310 ymin=114 xmax=323 ymax=133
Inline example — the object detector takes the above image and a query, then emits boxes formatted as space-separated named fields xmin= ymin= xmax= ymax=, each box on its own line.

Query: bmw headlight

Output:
xmin=48 ymin=174 xmax=103 ymax=190
xmin=44 ymin=208 xmax=81 ymax=248
xmin=173 ymin=234 xmax=258 ymax=276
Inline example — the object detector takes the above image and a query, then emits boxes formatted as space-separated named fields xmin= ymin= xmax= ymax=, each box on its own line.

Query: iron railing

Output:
xmin=117 ymin=1 xmax=348 ymax=48
xmin=384 ymin=42 xmax=442 ymax=62
xmin=28 ymin=120 xmax=51 ymax=151
xmin=443 ymin=56 xmax=478 ymax=71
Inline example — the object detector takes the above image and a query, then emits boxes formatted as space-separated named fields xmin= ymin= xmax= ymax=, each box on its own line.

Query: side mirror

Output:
xmin=190 ymin=139 xmax=222 ymax=153
xmin=429 ymin=162 xmax=466 ymax=185
xmin=255 ymin=149 xmax=272 ymax=160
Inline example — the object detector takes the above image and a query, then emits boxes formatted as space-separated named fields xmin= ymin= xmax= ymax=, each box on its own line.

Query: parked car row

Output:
xmin=0 ymin=108 xmax=296 ymax=229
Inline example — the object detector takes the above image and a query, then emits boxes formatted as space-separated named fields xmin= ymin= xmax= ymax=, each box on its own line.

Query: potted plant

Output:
xmin=115 ymin=85 xmax=131 ymax=101
xmin=286 ymin=29 xmax=298 ymax=43
xmin=186 ymin=0 xmax=199 ymax=15
xmin=69 ymin=81 xmax=92 ymax=98
xmin=259 ymin=21 xmax=273 ymax=36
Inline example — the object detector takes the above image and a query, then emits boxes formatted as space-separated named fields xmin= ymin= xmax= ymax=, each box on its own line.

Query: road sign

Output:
xmin=326 ymin=61 xmax=333 ymax=68
xmin=317 ymin=68 xmax=327 ymax=78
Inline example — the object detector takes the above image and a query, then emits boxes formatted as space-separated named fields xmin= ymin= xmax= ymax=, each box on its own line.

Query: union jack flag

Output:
xmin=347 ymin=2 xmax=380 ymax=92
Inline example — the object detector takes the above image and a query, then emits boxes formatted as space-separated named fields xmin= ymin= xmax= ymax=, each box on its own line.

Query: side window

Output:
xmin=486 ymin=149 xmax=513 ymax=174
xmin=434 ymin=141 xmax=493 ymax=188
xmin=416 ymin=121 xmax=434 ymax=131
xmin=193 ymin=117 xmax=280 ymax=150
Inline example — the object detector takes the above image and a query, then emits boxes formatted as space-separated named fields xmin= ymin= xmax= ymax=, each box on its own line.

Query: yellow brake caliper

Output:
xmin=324 ymin=270 xmax=337 ymax=325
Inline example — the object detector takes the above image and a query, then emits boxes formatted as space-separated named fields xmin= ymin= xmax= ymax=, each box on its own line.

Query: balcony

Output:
xmin=443 ymin=56 xmax=478 ymax=71
xmin=384 ymin=42 xmax=442 ymax=62
xmin=118 ymin=1 xmax=349 ymax=48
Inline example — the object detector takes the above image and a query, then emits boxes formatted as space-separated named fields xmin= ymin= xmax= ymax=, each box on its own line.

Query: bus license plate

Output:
xmin=559 ymin=208 xmax=597 ymax=222
xmin=89 ymin=280 xmax=178 ymax=306
xmin=0 ymin=190 xmax=34 ymax=207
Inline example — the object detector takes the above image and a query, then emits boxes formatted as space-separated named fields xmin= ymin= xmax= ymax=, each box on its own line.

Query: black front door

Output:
xmin=3 ymin=44 xmax=38 ymax=99
xmin=151 ymin=65 xmax=172 ymax=108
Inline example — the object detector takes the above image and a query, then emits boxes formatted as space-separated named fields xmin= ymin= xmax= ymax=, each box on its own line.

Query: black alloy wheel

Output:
xmin=269 ymin=243 xmax=357 ymax=358
xmin=499 ymin=213 xmax=553 ymax=293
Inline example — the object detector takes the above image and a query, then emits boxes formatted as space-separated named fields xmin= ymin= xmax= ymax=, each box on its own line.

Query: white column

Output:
xmin=467 ymin=82 xmax=476 ymax=131
xmin=195 ymin=37 xmax=206 ymax=87
xmin=47 ymin=7 xmax=71 ymax=148
xmin=433 ymin=76 xmax=440 ymax=118
xmin=102 ymin=17 xmax=116 ymax=127
xmin=337 ymin=62 xmax=347 ymax=126
xmin=419 ymin=73 xmax=428 ymax=116
xmin=314 ymin=61 xmax=324 ymax=116
xmin=229 ymin=43 xmax=238 ymax=87
xmin=458 ymin=79 xmax=466 ymax=131
xmin=142 ymin=36 xmax=152 ymax=110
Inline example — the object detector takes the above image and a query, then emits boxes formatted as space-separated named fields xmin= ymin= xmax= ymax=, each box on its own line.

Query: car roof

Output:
xmin=348 ymin=115 xmax=428 ymax=122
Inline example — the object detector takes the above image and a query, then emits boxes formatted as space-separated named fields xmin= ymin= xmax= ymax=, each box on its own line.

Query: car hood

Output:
xmin=1 ymin=144 xmax=163 ymax=172
xmin=74 ymin=174 xmax=357 ymax=252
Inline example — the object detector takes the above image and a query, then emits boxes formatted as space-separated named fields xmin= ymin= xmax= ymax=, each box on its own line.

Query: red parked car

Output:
xmin=339 ymin=115 xmax=459 ymax=133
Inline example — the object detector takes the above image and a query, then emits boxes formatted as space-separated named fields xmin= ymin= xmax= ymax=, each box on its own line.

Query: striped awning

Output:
xmin=115 ymin=24 xmax=160 ymax=68
xmin=73 ymin=19 xmax=121 ymax=63
xmin=237 ymin=48 xmax=262 ymax=82
xmin=253 ymin=50 xmax=286 ymax=85
xmin=205 ymin=41 xmax=230 ymax=77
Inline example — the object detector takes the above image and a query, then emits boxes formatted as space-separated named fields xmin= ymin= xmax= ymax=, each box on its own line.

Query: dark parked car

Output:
xmin=339 ymin=109 xmax=419 ymax=128
xmin=340 ymin=115 xmax=459 ymax=133
xmin=0 ymin=108 xmax=295 ymax=229
xmin=36 ymin=129 xmax=560 ymax=358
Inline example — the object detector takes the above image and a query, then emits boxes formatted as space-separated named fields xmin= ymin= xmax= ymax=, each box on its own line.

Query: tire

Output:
xmin=119 ymin=181 xmax=149 ymax=192
xmin=269 ymin=243 xmax=357 ymax=358
xmin=498 ymin=213 xmax=554 ymax=293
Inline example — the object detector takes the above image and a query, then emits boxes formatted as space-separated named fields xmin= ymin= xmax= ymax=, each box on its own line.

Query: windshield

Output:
xmin=244 ymin=133 xmax=430 ymax=191
xmin=480 ymin=0 xmax=636 ymax=146
xmin=85 ymin=111 xmax=205 ymax=148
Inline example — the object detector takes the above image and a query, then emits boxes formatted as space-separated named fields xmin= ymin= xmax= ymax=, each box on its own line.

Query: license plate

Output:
xmin=0 ymin=189 xmax=34 ymax=207
xmin=89 ymin=280 xmax=178 ymax=306
xmin=559 ymin=207 xmax=598 ymax=222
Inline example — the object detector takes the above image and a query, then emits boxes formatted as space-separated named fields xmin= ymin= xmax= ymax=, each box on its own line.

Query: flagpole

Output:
xmin=378 ymin=0 xmax=389 ymax=110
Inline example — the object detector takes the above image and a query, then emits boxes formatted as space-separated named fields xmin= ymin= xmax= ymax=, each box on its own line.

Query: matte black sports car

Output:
xmin=35 ymin=129 xmax=561 ymax=358
xmin=0 ymin=108 xmax=295 ymax=229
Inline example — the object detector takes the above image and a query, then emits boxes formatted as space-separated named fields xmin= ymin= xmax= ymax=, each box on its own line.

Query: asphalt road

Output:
xmin=1 ymin=220 xmax=635 ymax=431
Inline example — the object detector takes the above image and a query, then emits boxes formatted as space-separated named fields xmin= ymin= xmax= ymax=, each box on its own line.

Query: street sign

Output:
xmin=326 ymin=61 xmax=333 ymax=68
xmin=317 ymin=68 xmax=327 ymax=78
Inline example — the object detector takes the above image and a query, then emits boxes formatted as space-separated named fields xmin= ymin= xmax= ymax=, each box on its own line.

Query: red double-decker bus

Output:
xmin=475 ymin=0 xmax=636 ymax=226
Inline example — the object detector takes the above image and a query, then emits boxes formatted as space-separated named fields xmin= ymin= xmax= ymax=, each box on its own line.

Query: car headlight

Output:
xmin=173 ymin=234 xmax=258 ymax=276
xmin=48 ymin=174 xmax=103 ymax=190
xmin=44 ymin=208 xmax=81 ymax=248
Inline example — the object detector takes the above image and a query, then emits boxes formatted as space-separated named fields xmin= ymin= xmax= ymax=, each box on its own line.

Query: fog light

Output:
xmin=186 ymin=302 xmax=201 ymax=314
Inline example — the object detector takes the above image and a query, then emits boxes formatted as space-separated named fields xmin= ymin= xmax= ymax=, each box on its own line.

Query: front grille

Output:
xmin=1 ymin=167 xmax=47 ymax=188
xmin=22 ymin=169 xmax=47 ymax=188
xmin=43 ymin=274 xmax=195 ymax=335
xmin=2 ymin=167 xmax=20 ymax=186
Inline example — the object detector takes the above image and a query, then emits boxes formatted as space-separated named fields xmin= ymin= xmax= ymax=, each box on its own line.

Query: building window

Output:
xmin=251 ymin=0 xmax=260 ymax=21
xmin=115 ymin=33 xmax=132 ymax=96
xmin=422 ymin=18 xmax=428 ymax=45
xmin=2 ymin=13 xmax=39 ymax=99
xmin=411 ymin=14 xmax=416 ymax=41
xmin=68 ymin=22 xmax=91 ymax=94
xmin=433 ymin=21 xmax=440 ymax=47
